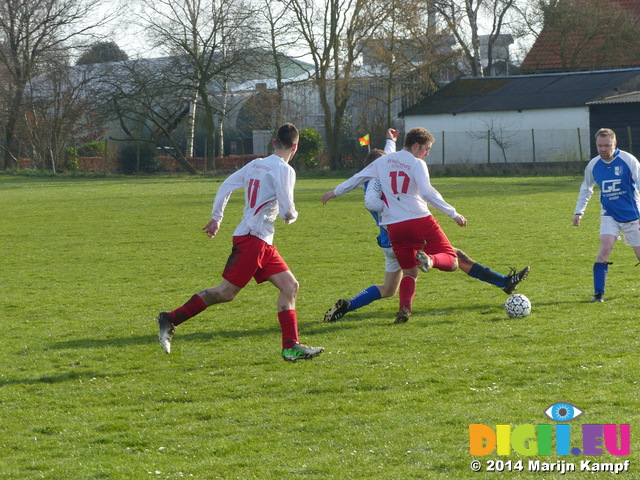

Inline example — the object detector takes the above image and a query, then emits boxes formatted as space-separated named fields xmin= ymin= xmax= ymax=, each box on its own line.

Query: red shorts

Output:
xmin=388 ymin=216 xmax=456 ymax=269
xmin=222 ymin=235 xmax=290 ymax=288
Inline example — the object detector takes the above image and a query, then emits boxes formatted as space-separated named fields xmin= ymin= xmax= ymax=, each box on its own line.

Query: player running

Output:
xmin=156 ymin=123 xmax=324 ymax=361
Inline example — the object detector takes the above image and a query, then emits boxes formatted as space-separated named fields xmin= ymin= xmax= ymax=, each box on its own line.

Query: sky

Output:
xmin=94 ymin=1 xmax=537 ymax=67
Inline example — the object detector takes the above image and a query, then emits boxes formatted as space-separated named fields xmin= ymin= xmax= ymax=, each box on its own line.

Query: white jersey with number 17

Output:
xmin=333 ymin=149 xmax=458 ymax=226
xmin=211 ymin=154 xmax=298 ymax=245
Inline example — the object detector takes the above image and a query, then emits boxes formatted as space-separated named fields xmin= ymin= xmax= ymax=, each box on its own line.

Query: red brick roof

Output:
xmin=521 ymin=0 xmax=640 ymax=73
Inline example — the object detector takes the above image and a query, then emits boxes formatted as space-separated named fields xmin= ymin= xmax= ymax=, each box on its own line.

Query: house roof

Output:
xmin=399 ymin=68 xmax=640 ymax=116
xmin=587 ymin=91 xmax=640 ymax=105
xmin=521 ymin=0 xmax=640 ymax=73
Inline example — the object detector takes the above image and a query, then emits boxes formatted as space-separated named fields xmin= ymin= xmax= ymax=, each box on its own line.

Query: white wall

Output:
xmin=404 ymin=107 xmax=591 ymax=165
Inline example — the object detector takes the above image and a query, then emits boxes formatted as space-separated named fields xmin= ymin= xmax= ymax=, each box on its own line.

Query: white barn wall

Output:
xmin=404 ymin=107 xmax=591 ymax=165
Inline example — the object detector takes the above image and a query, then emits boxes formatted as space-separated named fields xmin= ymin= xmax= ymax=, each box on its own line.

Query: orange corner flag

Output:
xmin=358 ymin=134 xmax=370 ymax=146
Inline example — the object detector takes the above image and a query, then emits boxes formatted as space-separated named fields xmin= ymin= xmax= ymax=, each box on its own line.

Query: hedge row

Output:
xmin=157 ymin=155 xmax=266 ymax=172
xmin=17 ymin=154 xmax=266 ymax=173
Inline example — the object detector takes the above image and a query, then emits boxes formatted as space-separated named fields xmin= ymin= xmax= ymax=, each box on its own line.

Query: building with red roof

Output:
xmin=521 ymin=0 xmax=640 ymax=73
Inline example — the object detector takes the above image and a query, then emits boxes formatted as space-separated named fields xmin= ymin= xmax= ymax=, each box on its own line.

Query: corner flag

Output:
xmin=358 ymin=134 xmax=370 ymax=146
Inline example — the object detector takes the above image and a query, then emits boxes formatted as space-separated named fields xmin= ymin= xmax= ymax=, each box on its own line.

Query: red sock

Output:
xmin=278 ymin=310 xmax=299 ymax=349
xmin=169 ymin=294 xmax=207 ymax=326
xmin=399 ymin=276 xmax=416 ymax=311
xmin=430 ymin=252 xmax=457 ymax=271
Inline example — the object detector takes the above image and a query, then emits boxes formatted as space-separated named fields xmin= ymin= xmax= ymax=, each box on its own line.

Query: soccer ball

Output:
xmin=504 ymin=294 xmax=531 ymax=319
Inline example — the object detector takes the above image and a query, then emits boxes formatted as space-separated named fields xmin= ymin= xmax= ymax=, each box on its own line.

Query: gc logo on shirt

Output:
xmin=601 ymin=179 xmax=622 ymax=193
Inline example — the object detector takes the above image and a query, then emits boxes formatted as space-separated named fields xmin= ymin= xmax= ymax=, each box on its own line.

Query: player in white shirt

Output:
xmin=157 ymin=123 xmax=324 ymax=361
xmin=323 ymin=127 xmax=465 ymax=323
xmin=572 ymin=127 xmax=640 ymax=302
xmin=323 ymin=129 xmax=529 ymax=322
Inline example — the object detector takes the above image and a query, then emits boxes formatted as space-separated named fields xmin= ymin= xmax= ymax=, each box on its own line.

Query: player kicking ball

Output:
xmin=324 ymin=129 xmax=529 ymax=322
xmin=322 ymin=127 xmax=529 ymax=324
xmin=156 ymin=123 xmax=324 ymax=361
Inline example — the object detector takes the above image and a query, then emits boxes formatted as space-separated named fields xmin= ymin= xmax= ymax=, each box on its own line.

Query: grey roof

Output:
xmin=587 ymin=91 xmax=640 ymax=105
xmin=400 ymin=68 xmax=640 ymax=116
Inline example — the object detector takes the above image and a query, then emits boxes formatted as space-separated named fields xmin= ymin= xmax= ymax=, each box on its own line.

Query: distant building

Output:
xmin=479 ymin=34 xmax=514 ymax=76
xmin=399 ymin=68 xmax=640 ymax=164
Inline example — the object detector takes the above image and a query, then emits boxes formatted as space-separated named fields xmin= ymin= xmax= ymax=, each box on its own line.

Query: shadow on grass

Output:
xmin=47 ymin=310 xmax=382 ymax=352
xmin=48 ymin=325 xmax=283 ymax=351
xmin=43 ymin=295 xmax=575 ymax=354
xmin=0 ymin=370 xmax=126 ymax=387
xmin=312 ymin=300 xmax=506 ymax=323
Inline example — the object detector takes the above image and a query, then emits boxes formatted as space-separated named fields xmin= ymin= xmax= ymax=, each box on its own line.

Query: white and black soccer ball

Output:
xmin=504 ymin=294 xmax=531 ymax=319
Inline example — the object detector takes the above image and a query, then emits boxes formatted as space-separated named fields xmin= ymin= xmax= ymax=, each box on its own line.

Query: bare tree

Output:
xmin=255 ymin=0 xmax=308 ymax=131
xmin=469 ymin=118 xmax=521 ymax=162
xmin=482 ymin=0 xmax=518 ymax=75
xmin=95 ymin=58 xmax=199 ymax=174
xmin=133 ymin=0 xmax=256 ymax=171
xmin=23 ymin=61 xmax=106 ymax=172
xmin=0 ymin=0 xmax=110 ymax=169
xmin=360 ymin=0 xmax=461 ymax=131
xmin=287 ymin=0 xmax=384 ymax=169
xmin=430 ymin=0 xmax=519 ymax=77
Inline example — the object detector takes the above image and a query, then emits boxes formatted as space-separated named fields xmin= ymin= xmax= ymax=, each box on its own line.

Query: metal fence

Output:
xmin=425 ymin=127 xmax=593 ymax=166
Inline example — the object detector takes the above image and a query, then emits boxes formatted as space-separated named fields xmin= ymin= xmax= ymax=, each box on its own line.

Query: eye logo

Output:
xmin=544 ymin=402 xmax=583 ymax=422
xmin=471 ymin=403 xmax=631 ymax=457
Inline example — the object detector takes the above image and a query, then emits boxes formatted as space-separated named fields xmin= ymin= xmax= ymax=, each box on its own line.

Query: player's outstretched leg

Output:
xmin=155 ymin=294 xmax=209 ymax=353
xmin=324 ymin=299 xmax=351 ymax=322
xmin=282 ymin=343 xmax=325 ymax=361
xmin=157 ymin=312 xmax=175 ymax=353
xmin=502 ymin=266 xmax=531 ymax=294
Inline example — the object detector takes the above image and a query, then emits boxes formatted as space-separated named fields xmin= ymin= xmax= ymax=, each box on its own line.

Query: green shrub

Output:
xmin=77 ymin=142 xmax=105 ymax=158
xmin=118 ymin=143 xmax=161 ymax=174
xmin=65 ymin=147 xmax=79 ymax=172
xmin=295 ymin=127 xmax=322 ymax=170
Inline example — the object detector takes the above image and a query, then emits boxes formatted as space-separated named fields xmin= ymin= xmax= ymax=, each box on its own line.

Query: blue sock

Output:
xmin=593 ymin=262 xmax=609 ymax=295
xmin=348 ymin=286 xmax=382 ymax=311
xmin=468 ymin=263 xmax=507 ymax=288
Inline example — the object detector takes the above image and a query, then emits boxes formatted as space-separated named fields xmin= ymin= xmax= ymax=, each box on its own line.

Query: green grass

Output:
xmin=0 ymin=174 xmax=638 ymax=479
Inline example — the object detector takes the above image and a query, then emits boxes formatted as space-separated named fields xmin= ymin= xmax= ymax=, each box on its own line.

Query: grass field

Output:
xmin=0 ymin=173 xmax=637 ymax=479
